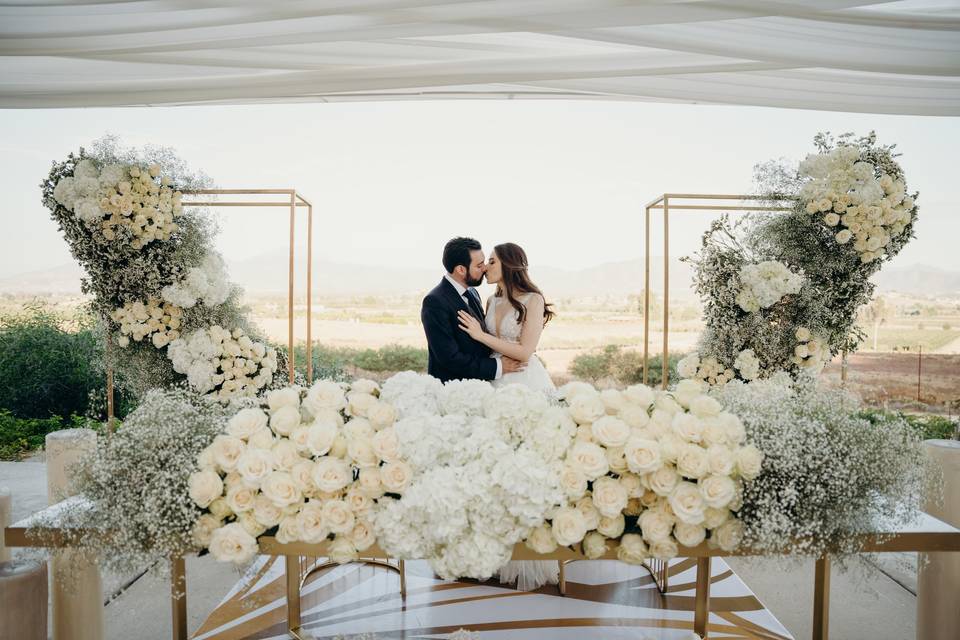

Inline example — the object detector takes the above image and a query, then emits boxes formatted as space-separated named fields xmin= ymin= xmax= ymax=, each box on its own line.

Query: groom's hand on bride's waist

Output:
xmin=502 ymin=356 xmax=527 ymax=374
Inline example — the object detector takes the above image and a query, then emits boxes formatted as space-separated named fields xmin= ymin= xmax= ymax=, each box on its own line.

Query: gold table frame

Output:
xmin=8 ymin=502 xmax=960 ymax=640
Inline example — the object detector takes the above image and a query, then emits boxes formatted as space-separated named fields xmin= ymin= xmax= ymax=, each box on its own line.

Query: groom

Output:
xmin=421 ymin=237 xmax=524 ymax=383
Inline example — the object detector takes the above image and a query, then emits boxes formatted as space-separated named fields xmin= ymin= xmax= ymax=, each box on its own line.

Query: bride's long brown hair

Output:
xmin=493 ymin=243 xmax=555 ymax=326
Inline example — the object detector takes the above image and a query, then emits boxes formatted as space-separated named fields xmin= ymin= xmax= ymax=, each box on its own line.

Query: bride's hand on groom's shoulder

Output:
xmin=457 ymin=310 xmax=485 ymax=340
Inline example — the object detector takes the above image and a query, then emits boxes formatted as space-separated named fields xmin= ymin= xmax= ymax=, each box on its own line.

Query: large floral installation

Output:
xmin=680 ymin=132 xmax=918 ymax=385
xmin=41 ymin=137 xmax=282 ymax=401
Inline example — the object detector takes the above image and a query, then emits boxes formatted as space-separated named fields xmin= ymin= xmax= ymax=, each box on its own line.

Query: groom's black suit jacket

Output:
xmin=421 ymin=278 xmax=498 ymax=383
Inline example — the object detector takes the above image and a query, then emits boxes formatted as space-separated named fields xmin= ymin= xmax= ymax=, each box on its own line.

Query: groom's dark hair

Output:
xmin=442 ymin=237 xmax=482 ymax=274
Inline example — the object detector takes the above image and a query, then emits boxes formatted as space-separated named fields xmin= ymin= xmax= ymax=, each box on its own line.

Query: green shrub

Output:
xmin=290 ymin=343 xmax=428 ymax=380
xmin=0 ymin=411 xmax=99 ymax=460
xmin=570 ymin=345 xmax=681 ymax=387
xmin=859 ymin=409 xmax=958 ymax=441
xmin=0 ymin=304 xmax=104 ymax=419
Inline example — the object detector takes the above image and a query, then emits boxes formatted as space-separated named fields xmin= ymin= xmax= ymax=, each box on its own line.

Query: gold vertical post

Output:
xmin=285 ymin=554 xmax=301 ymax=634
xmin=306 ymin=201 xmax=314 ymax=384
xmin=558 ymin=560 xmax=566 ymax=596
xmin=170 ymin=556 xmax=187 ymax=640
xmin=643 ymin=206 xmax=651 ymax=385
xmin=288 ymin=191 xmax=296 ymax=384
xmin=661 ymin=196 xmax=670 ymax=389
xmin=399 ymin=559 xmax=407 ymax=599
xmin=105 ymin=332 xmax=115 ymax=434
xmin=693 ymin=556 xmax=711 ymax=638
xmin=813 ymin=555 xmax=831 ymax=640
xmin=840 ymin=348 xmax=848 ymax=385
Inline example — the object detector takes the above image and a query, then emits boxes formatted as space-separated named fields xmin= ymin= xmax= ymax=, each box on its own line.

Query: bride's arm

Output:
xmin=458 ymin=295 xmax=545 ymax=362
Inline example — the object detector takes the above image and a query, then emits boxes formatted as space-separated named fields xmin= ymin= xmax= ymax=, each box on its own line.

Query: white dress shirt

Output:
xmin=444 ymin=273 xmax=502 ymax=379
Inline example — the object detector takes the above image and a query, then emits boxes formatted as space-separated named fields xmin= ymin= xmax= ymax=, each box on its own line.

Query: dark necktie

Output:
xmin=465 ymin=288 xmax=484 ymax=323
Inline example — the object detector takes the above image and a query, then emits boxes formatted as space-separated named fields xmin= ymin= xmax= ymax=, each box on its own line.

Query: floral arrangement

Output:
xmin=683 ymin=132 xmax=918 ymax=384
xmin=41 ymin=136 xmax=283 ymax=401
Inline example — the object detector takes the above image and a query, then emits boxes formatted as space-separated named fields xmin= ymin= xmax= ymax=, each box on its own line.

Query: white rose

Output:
xmin=267 ymin=387 xmax=300 ymax=413
xmin=648 ymin=538 xmax=679 ymax=560
xmin=371 ymin=426 xmax=401 ymax=463
xmin=559 ymin=464 xmax=588 ymax=500
xmin=703 ymin=507 xmax=731 ymax=530
xmin=347 ymin=392 xmax=377 ymax=418
xmin=329 ymin=536 xmax=359 ymax=564
xmin=321 ymin=499 xmax=356 ymax=534
xmin=591 ymin=476 xmax=629 ymax=518
xmin=188 ymin=470 xmax=223 ymax=508
xmin=270 ymin=405 xmax=301 ymax=436
xmin=288 ymin=426 xmax=311 ymax=452
xmin=713 ymin=518 xmax=745 ymax=552
xmin=209 ymin=522 xmax=258 ymax=564
xmin=638 ymin=508 xmax=675 ymax=543
xmin=305 ymin=380 xmax=347 ymax=413
xmin=647 ymin=464 xmax=680 ymax=497
xmin=248 ymin=426 xmax=276 ymax=450
xmin=583 ymin=531 xmax=609 ymax=559
xmin=676 ymin=444 xmax=709 ymax=480
xmin=296 ymin=502 xmax=329 ymax=543
xmin=618 ymin=473 xmax=643 ymax=498
xmin=358 ymin=467 xmax=385 ymax=498
xmin=225 ymin=484 xmax=256 ymax=514
xmin=591 ymin=416 xmax=631 ymax=448
xmin=347 ymin=437 xmax=379 ymax=468
xmin=671 ymin=413 xmax=703 ymax=443
xmin=669 ymin=482 xmax=706 ymax=525
xmin=658 ymin=433 xmax=685 ymax=464
xmin=616 ymin=534 xmax=648 ymax=565
xmin=672 ymin=380 xmax=704 ymax=408
xmin=706 ymin=445 xmax=735 ymax=476
xmin=558 ymin=381 xmax=597 ymax=402
xmin=196 ymin=445 xmax=216 ymax=470
xmin=567 ymin=393 xmax=606 ymax=425
xmin=367 ymin=400 xmax=397 ymax=430
xmin=624 ymin=437 xmax=661 ymax=474
xmin=525 ymin=524 xmax=558 ymax=554
xmin=276 ymin=515 xmax=303 ymax=544
xmin=689 ymin=395 xmax=722 ymax=418
xmin=271 ymin=439 xmax=302 ymax=471
xmin=290 ymin=460 xmax=316 ymax=495
xmin=597 ymin=513 xmax=626 ymax=538
xmin=236 ymin=448 xmax=274 ymax=486
xmin=576 ymin=497 xmax=602 ymax=531
xmin=566 ymin=441 xmax=609 ymax=480
xmin=380 ymin=461 xmax=413 ymax=494
xmin=191 ymin=514 xmax=222 ymax=548
xmin=551 ymin=506 xmax=588 ymax=547
xmin=343 ymin=417 xmax=375 ymax=441
xmin=600 ymin=389 xmax=627 ymax=415
xmin=655 ymin=392 xmax=683 ymax=415
xmin=795 ymin=326 xmax=811 ymax=341
xmin=345 ymin=487 xmax=373 ymax=518
xmin=307 ymin=420 xmax=339 ymax=457
xmin=253 ymin=494 xmax=284 ymax=527
xmin=824 ymin=212 xmax=840 ymax=226
xmin=350 ymin=379 xmax=380 ymax=396
xmin=312 ymin=457 xmax=352 ymax=493
xmin=623 ymin=383 xmax=655 ymax=409
xmin=211 ymin=435 xmax=245 ymax=472
xmin=674 ymin=522 xmax=707 ymax=548
xmin=261 ymin=471 xmax=302 ymax=507
xmin=619 ymin=404 xmax=650 ymax=429
xmin=736 ymin=445 xmax=763 ymax=480
xmin=209 ymin=498 xmax=232 ymax=520
xmin=350 ymin=520 xmax=376 ymax=552
xmin=606 ymin=446 xmax=628 ymax=475
xmin=719 ymin=413 xmax=746 ymax=445
xmin=699 ymin=474 xmax=736 ymax=509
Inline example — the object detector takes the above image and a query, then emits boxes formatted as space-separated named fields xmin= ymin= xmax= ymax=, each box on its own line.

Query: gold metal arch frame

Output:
xmin=105 ymin=188 xmax=316 ymax=427
xmin=641 ymin=194 xmax=795 ymax=390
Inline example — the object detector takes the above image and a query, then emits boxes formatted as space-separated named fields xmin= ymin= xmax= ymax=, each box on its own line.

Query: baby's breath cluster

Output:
xmin=110 ymin=297 xmax=183 ymax=348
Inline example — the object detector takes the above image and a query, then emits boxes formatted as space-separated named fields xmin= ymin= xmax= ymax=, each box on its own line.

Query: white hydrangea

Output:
xmin=438 ymin=378 xmax=495 ymax=416
xmin=380 ymin=371 xmax=442 ymax=418
xmin=733 ymin=349 xmax=761 ymax=381
xmin=736 ymin=261 xmax=804 ymax=312
xmin=161 ymin=252 xmax=231 ymax=309
xmin=110 ymin=297 xmax=182 ymax=348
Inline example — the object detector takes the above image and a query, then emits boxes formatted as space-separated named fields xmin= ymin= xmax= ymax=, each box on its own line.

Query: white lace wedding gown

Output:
xmin=485 ymin=293 xmax=559 ymax=591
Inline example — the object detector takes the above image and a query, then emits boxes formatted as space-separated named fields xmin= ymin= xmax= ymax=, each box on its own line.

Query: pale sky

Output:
xmin=1 ymin=100 xmax=958 ymax=279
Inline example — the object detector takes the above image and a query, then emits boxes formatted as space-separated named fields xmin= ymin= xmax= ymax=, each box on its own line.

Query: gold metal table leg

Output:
xmin=558 ymin=560 xmax=566 ymax=595
xmin=170 ymin=556 xmax=187 ymax=640
xmin=399 ymin=559 xmax=407 ymax=600
xmin=286 ymin=555 xmax=310 ymax=639
xmin=693 ymin=557 xmax=711 ymax=638
xmin=813 ymin=555 xmax=831 ymax=640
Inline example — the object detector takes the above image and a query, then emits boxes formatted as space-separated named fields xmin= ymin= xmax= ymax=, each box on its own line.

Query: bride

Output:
xmin=457 ymin=242 xmax=559 ymax=590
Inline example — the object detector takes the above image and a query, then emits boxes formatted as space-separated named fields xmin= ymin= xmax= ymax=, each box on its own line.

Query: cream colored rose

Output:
xmin=566 ymin=441 xmax=609 ymax=480
xmin=345 ymin=487 xmax=373 ymax=518
xmin=211 ymin=435 xmax=245 ymax=472
xmin=648 ymin=538 xmax=678 ymax=560
xmin=706 ymin=446 xmax=735 ymax=476
xmin=329 ymin=536 xmax=359 ymax=564
xmin=525 ymin=524 xmax=558 ymax=554
xmin=713 ymin=518 xmax=744 ymax=551
xmin=576 ymin=497 xmax=601 ymax=530
xmin=296 ymin=502 xmax=329 ymax=543
xmin=350 ymin=378 xmax=380 ymax=396
xmin=358 ymin=467 xmax=385 ymax=498
xmin=312 ymin=457 xmax=352 ymax=493
xmin=227 ymin=408 xmax=269 ymax=440
xmin=261 ymin=471 xmax=302 ymax=507
xmin=676 ymin=444 xmax=709 ymax=480
xmin=236 ymin=448 xmax=274 ymax=487
xmin=551 ymin=506 xmax=588 ymax=547
xmin=668 ymin=481 xmax=706 ymax=525
xmin=624 ymin=437 xmax=661 ymax=474
xmin=253 ymin=494 xmax=284 ymax=527
xmin=638 ymin=508 xmax=674 ymax=543
xmin=248 ymin=426 xmax=276 ymax=450
xmin=347 ymin=437 xmax=378 ymax=468
xmin=225 ymin=484 xmax=256 ymax=513
xmin=672 ymin=380 xmax=704 ymax=409
xmin=591 ymin=476 xmax=629 ymax=518
xmin=674 ymin=522 xmax=706 ymax=548
xmin=238 ymin=510 xmax=266 ymax=537
xmin=290 ymin=460 xmax=316 ymax=495
xmin=276 ymin=515 xmax=302 ymax=544
xmin=321 ymin=499 xmax=356 ymax=535
xmin=600 ymin=389 xmax=627 ymax=415
xmin=271 ymin=439 xmax=302 ymax=471
xmin=671 ymin=413 xmax=704 ymax=444
xmin=380 ymin=461 xmax=413 ymax=493
xmin=209 ymin=522 xmax=258 ymax=564
xmin=623 ymin=383 xmax=655 ymax=409
xmin=591 ymin=416 xmax=630 ymax=448
xmin=196 ymin=445 xmax=216 ymax=471
xmin=689 ymin=395 xmax=722 ymax=418
xmin=559 ymin=464 xmax=588 ymax=500
xmin=699 ymin=475 xmax=736 ymax=509
xmin=350 ymin=519 xmax=376 ymax=552
xmin=270 ymin=405 xmax=301 ymax=437
xmin=719 ymin=412 xmax=746 ymax=444
xmin=625 ymin=497 xmax=645 ymax=516
xmin=703 ymin=507 xmax=731 ymax=529
xmin=307 ymin=420 xmax=339 ymax=457
xmin=209 ymin=498 xmax=232 ymax=520
xmin=267 ymin=387 xmax=300 ymax=414
xmin=795 ymin=326 xmax=811 ymax=341
xmin=616 ymin=534 xmax=647 ymax=565
xmin=605 ymin=446 xmax=628 ymax=475
xmin=367 ymin=400 xmax=397 ymax=430
xmin=583 ymin=531 xmax=609 ymax=559
xmin=700 ymin=418 xmax=727 ymax=447
xmin=654 ymin=393 xmax=683 ymax=415
xmin=647 ymin=464 xmax=680 ymax=497
xmin=330 ymin=435 xmax=348 ymax=459
xmin=288 ymin=426 xmax=311 ymax=452
xmin=736 ymin=445 xmax=763 ymax=480
xmin=568 ymin=393 xmax=606 ymax=425
xmin=597 ymin=513 xmax=625 ymax=538
xmin=191 ymin=514 xmax=222 ymax=548
xmin=188 ymin=470 xmax=224 ymax=508
xmin=618 ymin=473 xmax=643 ymax=499
xmin=347 ymin=392 xmax=377 ymax=418
xmin=574 ymin=424 xmax=594 ymax=444
xmin=559 ymin=381 xmax=597 ymax=402
xmin=619 ymin=405 xmax=651 ymax=432
xmin=371 ymin=426 xmax=401 ymax=463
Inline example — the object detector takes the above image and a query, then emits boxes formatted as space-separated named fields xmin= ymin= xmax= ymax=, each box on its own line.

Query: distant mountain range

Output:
xmin=2 ymin=252 xmax=958 ymax=298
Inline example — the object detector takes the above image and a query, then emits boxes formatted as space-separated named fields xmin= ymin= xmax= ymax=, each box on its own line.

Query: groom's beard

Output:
xmin=466 ymin=273 xmax=484 ymax=287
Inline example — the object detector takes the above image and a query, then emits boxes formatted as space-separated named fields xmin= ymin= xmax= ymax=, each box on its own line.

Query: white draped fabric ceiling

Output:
xmin=1 ymin=0 xmax=959 ymax=114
